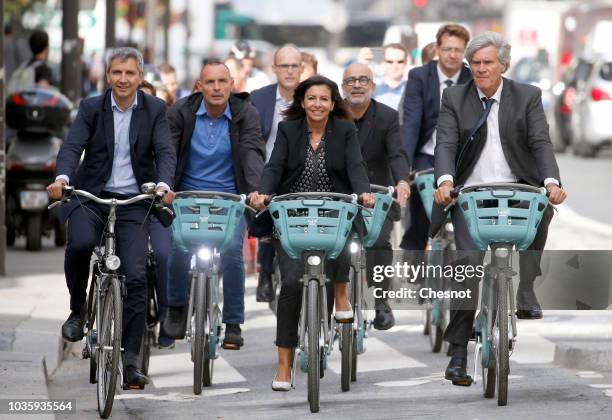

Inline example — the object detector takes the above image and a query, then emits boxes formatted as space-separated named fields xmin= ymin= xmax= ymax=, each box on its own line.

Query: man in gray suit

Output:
xmin=432 ymin=32 xmax=567 ymax=384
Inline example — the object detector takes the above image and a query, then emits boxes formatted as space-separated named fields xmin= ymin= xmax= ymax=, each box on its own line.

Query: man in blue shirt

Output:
xmin=373 ymin=43 xmax=408 ymax=111
xmin=163 ymin=59 xmax=265 ymax=349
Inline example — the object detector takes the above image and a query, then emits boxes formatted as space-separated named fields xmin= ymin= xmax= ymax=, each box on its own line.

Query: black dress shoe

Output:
xmin=373 ymin=301 xmax=396 ymax=330
xmin=61 ymin=306 xmax=86 ymax=342
xmin=256 ymin=272 xmax=274 ymax=302
xmin=162 ymin=306 xmax=186 ymax=339
xmin=123 ymin=365 xmax=149 ymax=390
xmin=222 ymin=324 xmax=244 ymax=349
xmin=516 ymin=308 xmax=543 ymax=319
xmin=445 ymin=356 xmax=473 ymax=386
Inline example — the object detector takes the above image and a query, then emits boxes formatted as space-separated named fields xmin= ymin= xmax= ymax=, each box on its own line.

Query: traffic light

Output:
xmin=413 ymin=0 xmax=428 ymax=8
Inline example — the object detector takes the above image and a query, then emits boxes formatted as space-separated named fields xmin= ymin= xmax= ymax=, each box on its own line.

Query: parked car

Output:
xmin=568 ymin=53 xmax=612 ymax=157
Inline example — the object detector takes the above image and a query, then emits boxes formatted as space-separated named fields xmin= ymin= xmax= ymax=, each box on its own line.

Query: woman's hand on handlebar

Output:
xmin=434 ymin=180 xmax=455 ymax=206
xmin=395 ymin=181 xmax=410 ymax=208
xmin=546 ymin=183 xmax=566 ymax=205
xmin=248 ymin=191 xmax=269 ymax=210
xmin=359 ymin=192 xmax=375 ymax=208
xmin=46 ymin=179 xmax=68 ymax=201
xmin=157 ymin=187 xmax=176 ymax=206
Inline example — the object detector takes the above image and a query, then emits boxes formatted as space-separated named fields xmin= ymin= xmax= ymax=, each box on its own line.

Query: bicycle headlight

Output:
xmin=198 ymin=248 xmax=212 ymax=261
xmin=307 ymin=255 xmax=322 ymax=266
xmin=105 ymin=255 xmax=121 ymax=271
xmin=494 ymin=247 xmax=509 ymax=259
xmin=350 ymin=241 xmax=360 ymax=254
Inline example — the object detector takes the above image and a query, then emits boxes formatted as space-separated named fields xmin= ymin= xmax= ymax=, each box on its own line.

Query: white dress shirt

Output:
xmin=265 ymin=87 xmax=291 ymax=162
xmin=420 ymin=65 xmax=461 ymax=156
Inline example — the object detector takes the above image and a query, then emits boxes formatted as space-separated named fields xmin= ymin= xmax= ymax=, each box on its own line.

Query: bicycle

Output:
xmin=171 ymin=191 xmax=251 ymax=395
xmin=49 ymin=183 xmax=166 ymax=419
xmin=411 ymin=168 xmax=455 ymax=354
xmin=344 ymin=184 xmax=394 ymax=390
xmin=451 ymin=182 xmax=549 ymax=406
xmin=267 ymin=192 xmax=359 ymax=413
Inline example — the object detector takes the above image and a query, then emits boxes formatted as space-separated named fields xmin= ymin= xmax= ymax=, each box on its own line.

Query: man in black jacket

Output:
xmin=342 ymin=62 xmax=411 ymax=329
xmin=163 ymin=59 xmax=265 ymax=349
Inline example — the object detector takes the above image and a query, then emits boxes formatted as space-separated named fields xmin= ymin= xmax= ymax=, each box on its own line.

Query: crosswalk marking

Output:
xmin=148 ymin=350 xmax=246 ymax=389
xmin=116 ymin=388 xmax=251 ymax=401
xmin=327 ymin=337 xmax=426 ymax=374
xmin=375 ymin=379 xmax=431 ymax=387
xmin=588 ymin=384 xmax=612 ymax=388
xmin=511 ymin=333 xmax=555 ymax=364
xmin=577 ymin=371 xmax=604 ymax=379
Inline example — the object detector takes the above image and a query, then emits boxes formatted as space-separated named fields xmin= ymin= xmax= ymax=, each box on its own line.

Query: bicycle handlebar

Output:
xmin=48 ymin=186 xmax=170 ymax=211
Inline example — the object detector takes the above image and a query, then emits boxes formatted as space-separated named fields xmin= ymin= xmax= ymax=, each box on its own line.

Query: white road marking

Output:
xmin=149 ymin=352 xmax=246 ymax=388
xmin=115 ymin=388 xmax=250 ymax=401
xmin=511 ymin=333 xmax=555 ymax=364
xmin=327 ymin=337 xmax=426 ymax=374
xmin=577 ymin=371 xmax=604 ymax=379
xmin=375 ymin=379 xmax=431 ymax=387
xmin=588 ymin=384 xmax=612 ymax=388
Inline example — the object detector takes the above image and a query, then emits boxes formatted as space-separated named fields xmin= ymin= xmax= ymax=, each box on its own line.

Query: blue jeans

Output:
xmin=167 ymin=217 xmax=247 ymax=324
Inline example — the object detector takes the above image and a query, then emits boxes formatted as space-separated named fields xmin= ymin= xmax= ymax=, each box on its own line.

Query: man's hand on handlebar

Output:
xmin=359 ymin=192 xmax=375 ymax=208
xmin=46 ymin=179 xmax=68 ymax=201
xmin=395 ymin=181 xmax=410 ymax=208
xmin=434 ymin=180 xmax=455 ymax=206
xmin=546 ymin=183 xmax=566 ymax=205
xmin=248 ymin=191 xmax=269 ymax=210
xmin=157 ymin=187 xmax=176 ymax=206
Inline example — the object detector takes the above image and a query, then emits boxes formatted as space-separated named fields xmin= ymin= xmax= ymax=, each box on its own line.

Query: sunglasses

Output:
xmin=384 ymin=60 xmax=406 ymax=64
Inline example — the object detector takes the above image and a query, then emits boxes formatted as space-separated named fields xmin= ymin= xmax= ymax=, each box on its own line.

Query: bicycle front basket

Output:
xmin=457 ymin=189 xmax=549 ymax=250
xmin=415 ymin=171 xmax=436 ymax=221
xmin=361 ymin=192 xmax=393 ymax=248
xmin=268 ymin=199 xmax=358 ymax=260
xmin=171 ymin=197 xmax=245 ymax=252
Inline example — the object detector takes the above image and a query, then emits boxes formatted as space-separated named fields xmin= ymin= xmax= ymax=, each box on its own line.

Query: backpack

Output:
xmin=7 ymin=60 xmax=42 ymax=94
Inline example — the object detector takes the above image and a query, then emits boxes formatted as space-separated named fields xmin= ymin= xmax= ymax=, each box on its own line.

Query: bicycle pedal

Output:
xmin=122 ymin=384 xmax=146 ymax=391
xmin=451 ymin=375 xmax=473 ymax=387
xmin=222 ymin=343 xmax=241 ymax=350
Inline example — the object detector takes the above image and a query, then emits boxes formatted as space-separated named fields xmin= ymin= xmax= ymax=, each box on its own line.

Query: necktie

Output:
xmin=444 ymin=79 xmax=453 ymax=88
xmin=455 ymin=97 xmax=495 ymax=169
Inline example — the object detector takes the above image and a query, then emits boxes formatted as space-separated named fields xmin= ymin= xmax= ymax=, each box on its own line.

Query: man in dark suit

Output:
xmin=163 ymin=59 xmax=265 ymax=349
xmin=400 ymin=23 xmax=472 ymax=251
xmin=250 ymin=44 xmax=302 ymax=302
xmin=46 ymin=47 xmax=176 ymax=388
xmin=432 ymin=32 xmax=567 ymax=385
xmin=342 ymin=62 xmax=410 ymax=329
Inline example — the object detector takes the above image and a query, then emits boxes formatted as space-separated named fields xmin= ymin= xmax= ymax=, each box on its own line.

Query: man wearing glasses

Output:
xmin=342 ymin=63 xmax=411 ymax=330
xmin=250 ymin=44 xmax=303 ymax=302
xmin=374 ymin=43 xmax=409 ymax=110
xmin=400 ymin=23 xmax=472 ymax=253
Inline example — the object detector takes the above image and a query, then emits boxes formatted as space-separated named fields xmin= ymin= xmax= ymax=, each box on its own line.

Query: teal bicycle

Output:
xmin=171 ymin=191 xmax=251 ymax=395
xmin=412 ymin=168 xmax=455 ymax=354
xmin=453 ymin=182 xmax=549 ymax=406
xmin=268 ymin=192 xmax=359 ymax=413
xmin=345 ymin=184 xmax=394 ymax=390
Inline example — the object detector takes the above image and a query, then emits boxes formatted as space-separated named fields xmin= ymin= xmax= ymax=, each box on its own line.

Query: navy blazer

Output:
xmin=250 ymin=83 xmax=278 ymax=143
xmin=401 ymin=60 xmax=471 ymax=166
xmin=55 ymin=89 xmax=176 ymax=221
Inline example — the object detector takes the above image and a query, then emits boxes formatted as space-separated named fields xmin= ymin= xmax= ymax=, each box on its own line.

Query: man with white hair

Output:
xmin=432 ymin=32 xmax=566 ymax=385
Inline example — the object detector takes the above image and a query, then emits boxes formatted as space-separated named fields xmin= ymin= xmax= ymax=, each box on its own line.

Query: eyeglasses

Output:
xmin=276 ymin=64 xmax=301 ymax=71
xmin=343 ymin=76 xmax=371 ymax=86
xmin=440 ymin=47 xmax=465 ymax=55
xmin=384 ymin=60 xmax=406 ymax=64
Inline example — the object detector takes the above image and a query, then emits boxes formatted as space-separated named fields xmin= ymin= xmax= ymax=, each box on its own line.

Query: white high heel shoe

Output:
xmin=335 ymin=303 xmax=353 ymax=321
xmin=271 ymin=373 xmax=293 ymax=391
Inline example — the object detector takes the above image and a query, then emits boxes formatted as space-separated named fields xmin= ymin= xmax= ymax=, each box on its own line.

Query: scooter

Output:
xmin=5 ymin=88 xmax=73 ymax=251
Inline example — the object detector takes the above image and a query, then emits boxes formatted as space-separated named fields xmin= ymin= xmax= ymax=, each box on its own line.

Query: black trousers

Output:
xmin=443 ymin=204 xmax=554 ymax=347
xmin=274 ymin=240 xmax=351 ymax=348
xmin=257 ymin=239 xmax=276 ymax=277
xmin=401 ymin=153 xmax=435 ymax=250
xmin=366 ymin=217 xmax=394 ymax=307
xmin=65 ymin=195 xmax=149 ymax=355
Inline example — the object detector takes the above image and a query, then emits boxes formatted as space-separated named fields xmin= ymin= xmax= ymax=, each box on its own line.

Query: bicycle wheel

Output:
xmin=496 ymin=277 xmax=509 ymax=406
xmin=203 ymin=275 xmax=215 ymax=387
xmin=307 ymin=279 xmax=320 ymax=413
xmin=96 ymin=276 xmax=122 ymax=419
xmin=481 ymin=309 xmax=496 ymax=398
xmin=340 ymin=323 xmax=353 ymax=392
xmin=193 ymin=272 xmax=206 ymax=395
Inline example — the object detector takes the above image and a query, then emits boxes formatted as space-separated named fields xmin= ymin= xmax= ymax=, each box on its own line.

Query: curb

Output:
xmin=554 ymin=341 xmax=612 ymax=372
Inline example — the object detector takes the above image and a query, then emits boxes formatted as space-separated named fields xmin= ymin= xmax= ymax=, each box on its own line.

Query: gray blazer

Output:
xmin=430 ymin=77 xmax=560 ymax=236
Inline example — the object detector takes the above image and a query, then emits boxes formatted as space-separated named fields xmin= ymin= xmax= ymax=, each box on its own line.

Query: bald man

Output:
xmin=251 ymin=44 xmax=303 ymax=302
xmin=342 ymin=63 xmax=411 ymax=330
